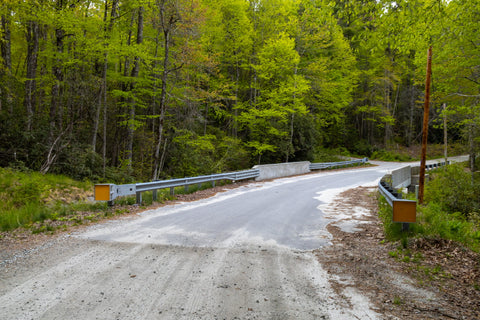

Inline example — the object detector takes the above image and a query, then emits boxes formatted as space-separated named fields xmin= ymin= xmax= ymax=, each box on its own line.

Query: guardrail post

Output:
xmin=136 ymin=191 xmax=142 ymax=204
xmin=152 ymin=190 xmax=157 ymax=202
xmin=136 ymin=192 xmax=142 ymax=204
xmin=212 ymin=181 xmax=215 ymax=188
xmin=170 ymin=187 xmax=175 ymax=196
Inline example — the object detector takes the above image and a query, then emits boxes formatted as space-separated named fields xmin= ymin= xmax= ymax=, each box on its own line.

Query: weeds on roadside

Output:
xmin=378 ymin=163 xmax=480 ymax=254
xmin=0 ymin=167 xmax=100 ymax=231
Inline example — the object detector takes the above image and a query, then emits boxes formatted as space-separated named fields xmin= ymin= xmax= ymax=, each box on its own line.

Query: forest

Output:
xmin=0 ymin=0 xmax=478 ymax=182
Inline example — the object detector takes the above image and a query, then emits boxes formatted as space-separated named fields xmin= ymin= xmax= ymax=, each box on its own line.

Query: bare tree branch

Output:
xmin=463 ymin=76 xmax=480 ymax=85
xmin=448 ymin=93 xmax=480 ymax=98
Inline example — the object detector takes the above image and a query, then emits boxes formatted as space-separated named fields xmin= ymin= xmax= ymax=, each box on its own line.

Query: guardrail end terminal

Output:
xmin=94 ymin=184 xmax=112 ymax=202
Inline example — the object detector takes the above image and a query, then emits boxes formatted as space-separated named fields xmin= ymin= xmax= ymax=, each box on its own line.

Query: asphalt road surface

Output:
xmin=0 ymin=159 xmax=465 ymax=320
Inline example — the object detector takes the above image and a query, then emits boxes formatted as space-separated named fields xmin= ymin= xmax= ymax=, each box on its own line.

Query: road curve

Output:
xmin=0 ymin=159 xmax=464 ymax=320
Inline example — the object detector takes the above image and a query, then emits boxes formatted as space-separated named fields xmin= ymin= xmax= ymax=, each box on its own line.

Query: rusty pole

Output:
xmin=418 ymin=46 xmax=433 ymax=204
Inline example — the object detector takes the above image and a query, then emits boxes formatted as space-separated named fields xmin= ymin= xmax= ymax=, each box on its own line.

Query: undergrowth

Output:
xmin=371 ymin=142 xmax=468 ymax=162
xmin=378 ymin=163 xmax=480 ymax=253
xmin=0 ymin=167 xmax=100 ymax=231
xmin=371 ymin=150 xmax=414 ymax=162
xmin=313 ymin=147 xmax=348 ymax=162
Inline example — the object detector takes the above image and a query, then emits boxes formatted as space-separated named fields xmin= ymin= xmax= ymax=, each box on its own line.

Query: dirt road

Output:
xmin=3 ymin=161 xmax=466 ymax=319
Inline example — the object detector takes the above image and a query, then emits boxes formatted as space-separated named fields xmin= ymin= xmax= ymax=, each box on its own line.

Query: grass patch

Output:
xmin=393 ymin=296 xmax=403 ymax=305
xmin=378 ymin=163 xmax=480 ymax=253
xmin=0 ymin=167 xmax=102 ymax=231
xmin=378 ymin=195 xmax=480 ymax=253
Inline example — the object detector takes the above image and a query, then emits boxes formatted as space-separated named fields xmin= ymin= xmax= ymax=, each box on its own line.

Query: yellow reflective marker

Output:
xmin=94 ymin=184 xmax=111 ymax=201
xmin=393 ymin=201 xmax=416 ymax=223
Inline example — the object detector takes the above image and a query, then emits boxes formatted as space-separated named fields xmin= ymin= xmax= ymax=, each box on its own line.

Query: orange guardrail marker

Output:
xmin=94 ymin=184 xmax=111 ymax=201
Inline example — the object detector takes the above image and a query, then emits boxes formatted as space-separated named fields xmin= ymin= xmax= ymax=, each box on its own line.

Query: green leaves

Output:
xmin=1 ymin=0 xmax=479 ymax=179
xmin=256 ymin=33 xmax=299 ymax=82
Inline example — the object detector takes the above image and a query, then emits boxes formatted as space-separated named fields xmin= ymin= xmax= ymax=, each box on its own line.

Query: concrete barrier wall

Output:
xmin=253 ymin=161 xmax=311 ymax=181
xmin=392 ymin=166 xmax=411 ymax=189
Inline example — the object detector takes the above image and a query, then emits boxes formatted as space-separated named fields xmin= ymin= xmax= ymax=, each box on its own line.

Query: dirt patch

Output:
xmin=43 ymin=186 xmax=92 ymax=204
xmin=315 ymin=187 xmax=480 ymax=320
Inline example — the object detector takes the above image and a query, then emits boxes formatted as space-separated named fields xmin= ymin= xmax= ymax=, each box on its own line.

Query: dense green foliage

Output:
xmin=0 ymin=0 xmax=478 ymax=181
xmin=379 ymin=164 xmax=480 ymax=252
xmin=425 ymin=164 xmax=480 ymax=215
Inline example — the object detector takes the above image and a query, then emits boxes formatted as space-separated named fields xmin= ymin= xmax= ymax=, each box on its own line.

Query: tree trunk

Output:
xmin=153 ymin=0 xmax=179 ymax=180
xmin=286 ymin=66 xmax=298 ymax=163
xmin=407 ymin=84 xmax=415 ymax=145
xmin=25 ymin=20 xmax=39 ymax=132
xmin=50 ymin=26 xmax=64 ymax=143
xmin=152 ymin=26 xmax=170 ymax=181
xmin=0 ymin=14 xmax=11 ymax=71
xmin=93 ymin=0 xmax=118 ymax=175
xmin=286 ymin=113 xmax=294 ymax=163
xmin=233 ymin=57 xmax=240 ymax=138
xmin=92 ymin=0 xmax=109 ymax=154
xmin=122 ymin=10 xmax=136 ymax=169
xmin=383 ymin=68 xmax=391 ymax=147
xmin=443 ymin=103 xmax=447 ymax=166
xmin=0 ymin=12 xmax=12 ymax=113
xmin=125 ymin=6 xmax=144 ymax=170
xmin=469 ymin=110 xmax=476 ymax=185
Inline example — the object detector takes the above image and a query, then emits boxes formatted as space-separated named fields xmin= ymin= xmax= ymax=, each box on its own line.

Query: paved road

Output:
xmin=0 ymin=158 xmax=465 ymax=320
xmin=79 ymin=163 xmax=403 ymax=250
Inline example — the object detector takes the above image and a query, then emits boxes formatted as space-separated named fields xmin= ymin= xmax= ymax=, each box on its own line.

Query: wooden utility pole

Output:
xmin=418 ymin=46 xmax=433 ymax=204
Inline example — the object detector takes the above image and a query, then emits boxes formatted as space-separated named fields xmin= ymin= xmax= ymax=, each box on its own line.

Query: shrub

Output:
xmin=378 ymin=163 xmax=480 ymax=252
xmin=312 ymin=147 xmax=346 ymax=162
xmin=350 ymin=139 xmax=372 ymax=157
xmin=371 ymin=149 xmax=413 ymax=162
xmin=414 ymin=203 xmax=479 ymax=251
xmin=425 ymin=164 xmax=480 ymax=217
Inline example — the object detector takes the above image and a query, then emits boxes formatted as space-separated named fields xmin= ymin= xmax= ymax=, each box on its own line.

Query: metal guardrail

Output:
xmin=380 ymin=159 xmax=458 ymax=226
xmin=425 ymin=161 xmax=449 ymax=171
xmin=310 ymin=157 xmax=369 ymax=170
xmin=95 ymin=169 xmax=260 ymax=204
xmin=378 ymin=180 xmax=416 ymax=224
xmin=378 ymin=180 xmax=405 ymax=206
xmin=95 ymin=158 xmax=370 ymax=204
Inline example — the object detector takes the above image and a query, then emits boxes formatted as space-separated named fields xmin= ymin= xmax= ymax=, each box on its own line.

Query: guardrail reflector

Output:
xmin=95 ymin=184 xmax=111 ymax=201
xmin=393 ymin=201 xmax=416 ymax=223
